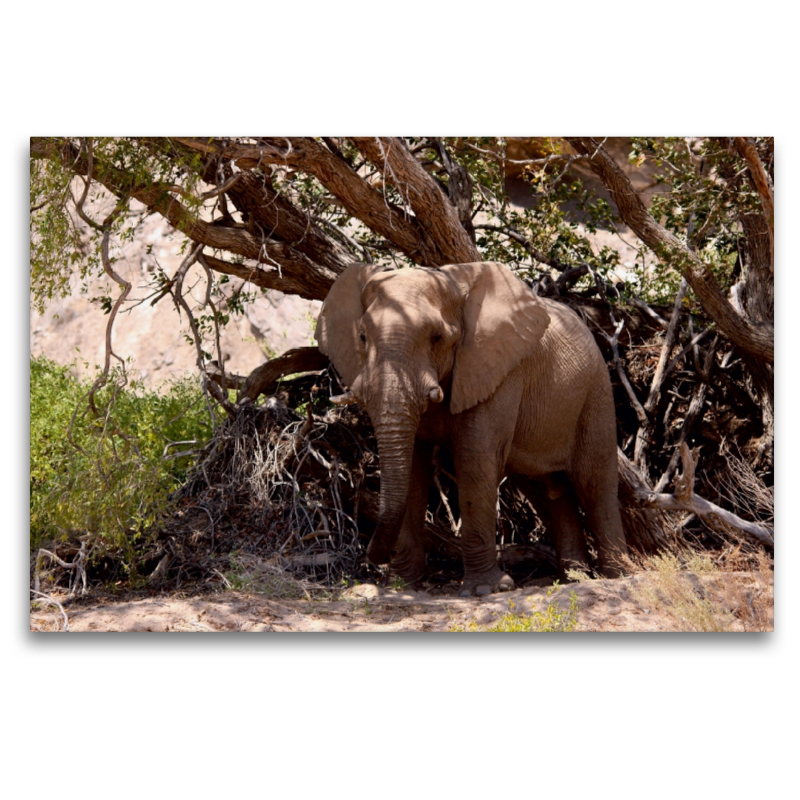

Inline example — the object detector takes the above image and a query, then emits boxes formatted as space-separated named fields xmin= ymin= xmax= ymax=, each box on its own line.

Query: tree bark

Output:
xmin=734 ymin=137 xmax=774 ymax=270
xmin=237 ymin=347 xmax=330 ymax=405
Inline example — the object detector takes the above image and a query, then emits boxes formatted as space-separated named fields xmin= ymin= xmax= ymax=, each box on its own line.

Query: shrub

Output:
xmin=30 ymin=356 xmax=212 ymax=573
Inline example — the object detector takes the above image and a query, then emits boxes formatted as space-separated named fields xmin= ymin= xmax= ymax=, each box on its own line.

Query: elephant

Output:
xmin=315 ymin=260 xmax=627 ymax=596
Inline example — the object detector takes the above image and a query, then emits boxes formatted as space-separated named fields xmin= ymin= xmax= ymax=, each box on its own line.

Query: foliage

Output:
xmin=30 ymin=355 xmax=212 ymax=565
xmin=29 ymin=153 xmax=97 ymax=313
xmin=627 ymin=136 xmax=771 ymax=305
xmin=451 ymin=584 xmax=579 ymax=632
xmin=27 ymin=137 xmax=630 ymax=315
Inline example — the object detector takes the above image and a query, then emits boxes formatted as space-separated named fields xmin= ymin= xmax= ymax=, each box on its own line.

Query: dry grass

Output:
xmin=623 ymin=549 xmax=773 ymax=632
xmin=222 ymin=552 xmax=338 ymax=600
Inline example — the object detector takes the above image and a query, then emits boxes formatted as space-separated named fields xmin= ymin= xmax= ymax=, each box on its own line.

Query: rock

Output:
xmin=346 ymin=584 xmax=381 ymax=600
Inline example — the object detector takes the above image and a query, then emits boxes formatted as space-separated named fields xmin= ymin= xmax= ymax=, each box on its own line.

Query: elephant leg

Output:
xmin=515 ymin=475 xmax=591 ymax=577
xmin=453 ymin=411 xmax=517 ymax=597
xmin=390 ymin=440 xmax=434 ymax=584
xmin=569 ymin=448 xmax=627 ymax=579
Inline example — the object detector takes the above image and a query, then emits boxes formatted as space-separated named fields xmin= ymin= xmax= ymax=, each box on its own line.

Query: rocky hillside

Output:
xmin=30 ymin=207 xmax=320 ymax=386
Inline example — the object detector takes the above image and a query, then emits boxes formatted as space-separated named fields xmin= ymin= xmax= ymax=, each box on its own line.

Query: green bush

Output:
xmin=30 ymin=356 xmax=212 ymax=568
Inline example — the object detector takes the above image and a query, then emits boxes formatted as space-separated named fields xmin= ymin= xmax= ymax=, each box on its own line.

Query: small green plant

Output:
xmin=451 ymin=585 xmax=579 ymax=632
xmin=391 ymin=576 xmax=407 ymax=591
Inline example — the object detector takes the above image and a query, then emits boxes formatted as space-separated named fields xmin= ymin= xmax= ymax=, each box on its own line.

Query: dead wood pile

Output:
xmin=155 ymin=365 xmax=559 ymax=590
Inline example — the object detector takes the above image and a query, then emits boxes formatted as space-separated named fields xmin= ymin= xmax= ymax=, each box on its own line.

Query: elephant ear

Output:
xmin=442 ymin=261 xmax=550 ymax=415
xmin=315 ymin=262 xmax=384 ymax=387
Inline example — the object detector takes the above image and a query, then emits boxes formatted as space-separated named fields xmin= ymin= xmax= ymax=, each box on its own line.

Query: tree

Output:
xmin=30 ymin=136 xmax=774 ymax=551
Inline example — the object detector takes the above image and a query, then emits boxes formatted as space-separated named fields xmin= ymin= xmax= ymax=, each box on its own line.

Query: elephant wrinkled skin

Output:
xmin=315 ymin=261 xmax=627 ymax=596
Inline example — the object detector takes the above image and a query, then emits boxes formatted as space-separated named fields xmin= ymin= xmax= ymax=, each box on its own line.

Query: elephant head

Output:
xmin=315 ymin=261 xmax=550 ymax=565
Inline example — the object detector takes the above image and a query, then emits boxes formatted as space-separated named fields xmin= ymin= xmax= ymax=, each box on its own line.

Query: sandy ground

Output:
xmin=30 ymin=571 xmax=773 ymax=633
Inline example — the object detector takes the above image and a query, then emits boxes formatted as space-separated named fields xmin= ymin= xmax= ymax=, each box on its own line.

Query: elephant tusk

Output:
xmin=330 ymin=390 xmax=356 ymax=406
xmin=429 ymin=386 xmax=444 ymax=403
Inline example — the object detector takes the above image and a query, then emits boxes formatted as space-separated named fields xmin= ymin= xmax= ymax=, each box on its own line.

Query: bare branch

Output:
xmin=654 ymin=335 xmax=720 ymax=492
xmin=170 ymin=245 xmax=233 ymax=422
xmin=601 ymin=319 xmax=648 ymax=427
xmin=628 ymin=297 xmax=670 ymax=330
xmin=638 ymin=444 xmax=773 ymax=547
xmin=30 ymin=590 xmax=69 ymax=631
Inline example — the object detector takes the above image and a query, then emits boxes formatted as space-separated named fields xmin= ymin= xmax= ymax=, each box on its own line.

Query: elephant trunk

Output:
xmin=363 ymin=377 xmax=421 ymax=565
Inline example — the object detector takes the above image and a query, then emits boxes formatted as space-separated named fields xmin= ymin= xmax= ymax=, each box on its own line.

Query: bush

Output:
xmin=30 ymin=356 xmax=212 ymax=572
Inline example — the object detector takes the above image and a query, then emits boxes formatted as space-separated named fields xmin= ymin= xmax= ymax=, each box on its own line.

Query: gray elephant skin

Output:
xmin=315 ymin=261 xmax=627 ymax=596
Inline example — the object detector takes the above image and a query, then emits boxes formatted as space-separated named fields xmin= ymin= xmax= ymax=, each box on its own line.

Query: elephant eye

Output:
xmin=359 ymin=331 xmax=366 ymax=342
xmin=432 ymin=332 xmax=442 ymax=344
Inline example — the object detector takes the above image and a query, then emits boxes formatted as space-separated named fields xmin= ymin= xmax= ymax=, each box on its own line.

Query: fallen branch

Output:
xmin=628 ymin=297 xmax=670 ymax=330
xmin=35 ymin=543 xmax=88 ymax=597
xmin=616 ymin=450 xmax=678 ymax=554
xmin=634 ymin=277 xmax=688 ymax=472
xmin=632 ymin=443 xmax=774 ymax=547
xmin=30 ymin=590 xmax=69 ymax=632
xmin=601 ymin=318 xmax=648 ymax=428
xmin=237 ymin=347 xmax=330 ymax=405
xmin=654 ymin=335 xmax=720 ymax=492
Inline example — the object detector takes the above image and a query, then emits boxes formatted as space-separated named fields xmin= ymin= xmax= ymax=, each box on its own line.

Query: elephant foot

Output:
xmin=459 ymin=567 xmax=515 ymax=597
xmin=366 ymin=535 xmax=393 ymax=566
xmin=390 ymin=552 xmax=426 ymax=586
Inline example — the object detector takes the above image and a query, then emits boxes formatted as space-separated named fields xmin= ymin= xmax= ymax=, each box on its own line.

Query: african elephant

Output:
xmin=315 ymin=261 xmax=627 ymax=596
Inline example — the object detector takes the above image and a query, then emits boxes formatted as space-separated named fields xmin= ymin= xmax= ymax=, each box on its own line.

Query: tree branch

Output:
xmin=237 ymin=347 xmax=330 ymax=405
xmin=30 ymin=137 xmax=341 ymax=301
xmin=733 ymin=137 xmax=774 ymax=273
xmin=174 ymin=137 xmax=434 ymax=264
xmin=564 ymin=137 xmax=773 ymax=363
xmin=350 ymin=137 xmax=480 ymax=265
xmin=636 ymin=443 xmax=774 ymax=547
